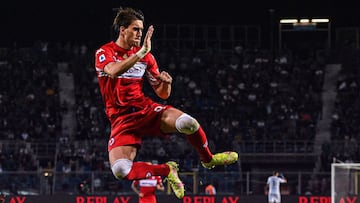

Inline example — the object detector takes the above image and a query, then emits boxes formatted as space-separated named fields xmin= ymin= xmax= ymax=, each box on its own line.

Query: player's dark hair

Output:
xmin=113 ymin=7 xmax=145 ymax=32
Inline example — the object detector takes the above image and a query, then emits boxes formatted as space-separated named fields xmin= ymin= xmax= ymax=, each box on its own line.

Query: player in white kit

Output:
xmin=266 ymin=171 xmax=287 ymax=203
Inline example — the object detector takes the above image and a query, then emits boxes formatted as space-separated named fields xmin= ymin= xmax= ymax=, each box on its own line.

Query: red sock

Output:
xmin=125 ymin=162 xmax=170 ymax=180
xmin=185 ymin=126 xmax=213 ymax=162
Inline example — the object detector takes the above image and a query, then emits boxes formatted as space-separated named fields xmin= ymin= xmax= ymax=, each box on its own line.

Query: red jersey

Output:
xmin=95 ymin=41 xmax=161 ymax=118
xmin=133 ymin=176 xmax=163 ymax=203
xmin=95 ymin=42 xmax=171 ymax=150
xmin=205 ymin=184 xmax=216 ymax=195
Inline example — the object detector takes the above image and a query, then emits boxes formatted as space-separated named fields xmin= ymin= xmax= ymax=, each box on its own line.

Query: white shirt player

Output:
xmin=267 ymin=171 xmax=287 ymax=203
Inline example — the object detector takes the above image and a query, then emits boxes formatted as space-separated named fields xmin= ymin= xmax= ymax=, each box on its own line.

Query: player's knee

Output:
xmin=175 ymin=113 xmax=200 ymax=135
xmin=111 ymin=159 xmax=133 ymax=180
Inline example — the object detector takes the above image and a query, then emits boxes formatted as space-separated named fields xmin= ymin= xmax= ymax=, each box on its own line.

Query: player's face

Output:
xmin=123 ymin=20 xmax=144 ymax=47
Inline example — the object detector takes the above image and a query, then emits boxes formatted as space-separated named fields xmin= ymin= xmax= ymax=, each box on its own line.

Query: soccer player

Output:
xmin=266 ymin=171 xmax=287 ymax=203
xmin=131 ymin=166 xmax=165 ymax=203
xmin=94 ymin=7 xmax=238 ymax=199
xmin=205 ymin=183 xmax=216 ymax=195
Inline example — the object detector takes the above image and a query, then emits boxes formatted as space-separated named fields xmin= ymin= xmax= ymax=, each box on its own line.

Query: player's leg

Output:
xmin=268 ymin=194 xmax=275 ymax=203
xmin=109 ymin=106 xmax=185 ymax=199
xmin=275 ymin=194 xmax=281 ymax=203
xmin=276 ymin=195 xmax=281 ymax=203
xmin=109 ymin=145 xmax=170 ymax=179
xmin=109 ymin=145 xmax=184 ymax=199
xmin=161 ymin=107 xmax=238 ymax=169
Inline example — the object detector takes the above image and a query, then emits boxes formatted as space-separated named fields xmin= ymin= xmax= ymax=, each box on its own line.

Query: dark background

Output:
xmin=1 ymin=0 xmax=359 ymax=46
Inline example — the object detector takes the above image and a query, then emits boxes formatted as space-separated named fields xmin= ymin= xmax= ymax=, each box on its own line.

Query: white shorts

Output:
xmin=268 ymin=193 xmax=281 ymax=203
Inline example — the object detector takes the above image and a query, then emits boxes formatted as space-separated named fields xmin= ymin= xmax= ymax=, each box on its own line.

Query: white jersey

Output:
xmin=267 ymin=175 xmax=286 ymax=203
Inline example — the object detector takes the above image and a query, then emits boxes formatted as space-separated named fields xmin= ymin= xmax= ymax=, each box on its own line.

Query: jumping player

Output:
xmin=94 ymin=7 xmax=238 ymax=199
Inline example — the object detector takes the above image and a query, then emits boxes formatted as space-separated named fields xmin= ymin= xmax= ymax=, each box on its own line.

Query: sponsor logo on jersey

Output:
xmin=118 ymin=63 xmax=146 ymax=79
xmin=139 ymin=178 xmax=157 ymax=187
xmin=108 ymin=138 xmax=115 ymax=146
xmin=154 ymin=105 xmax=166 ymax=112
xmin=99 ymin=54 xmax=106 ymax=63
xmin=145 ymin=172 xmax=152 ymax=178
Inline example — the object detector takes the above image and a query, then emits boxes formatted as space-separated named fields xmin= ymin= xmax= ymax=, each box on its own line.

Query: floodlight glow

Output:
xmin=280 ymin=19 xmax=298 ymax=24
xmin=299 ymin=19 xmax=310 ymax=23
xmin=311 ymin=18 xmax=329 ymax=23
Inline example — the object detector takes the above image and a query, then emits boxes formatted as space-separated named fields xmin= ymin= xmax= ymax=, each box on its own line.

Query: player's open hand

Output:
xmin=143 ymin=25 xmax=154 ymax=52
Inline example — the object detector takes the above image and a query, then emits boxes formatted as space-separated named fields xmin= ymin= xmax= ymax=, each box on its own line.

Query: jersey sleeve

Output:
xmin=132 ymin=180 xmax=139 ymax=187
xmin=95 ymin=45 xmax=115 ymax=70
xmin=144 ymin=53 xmax=161 ymax=86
